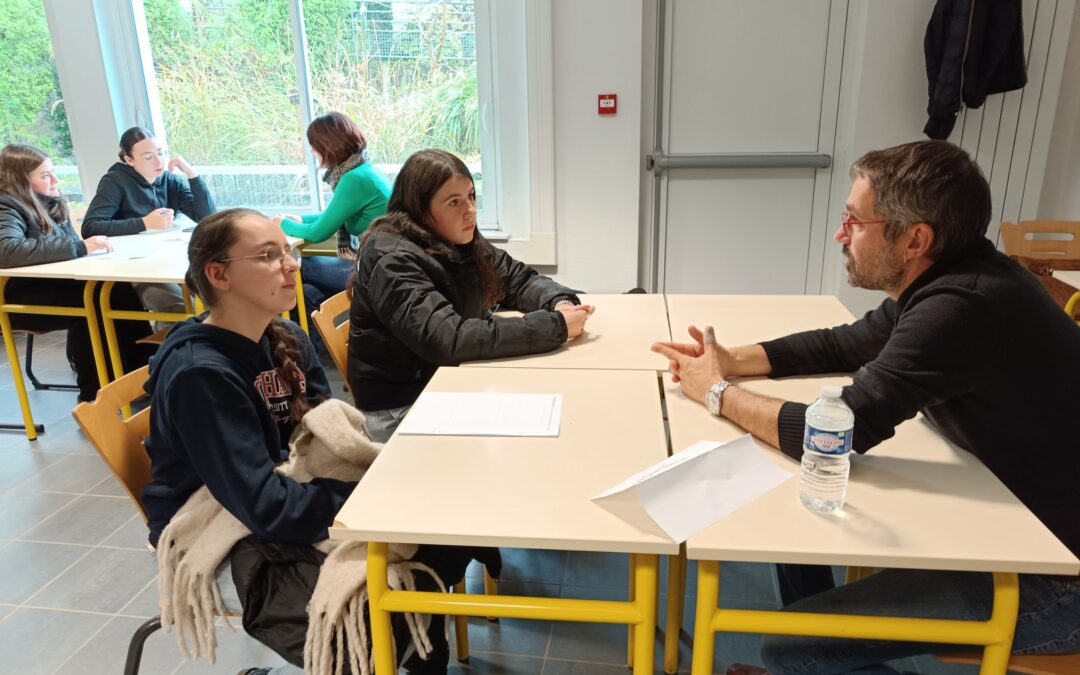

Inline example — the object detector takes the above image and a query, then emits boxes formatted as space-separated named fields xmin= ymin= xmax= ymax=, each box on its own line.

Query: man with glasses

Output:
xmin=654 ymin=140 xmax=1080 ymax=675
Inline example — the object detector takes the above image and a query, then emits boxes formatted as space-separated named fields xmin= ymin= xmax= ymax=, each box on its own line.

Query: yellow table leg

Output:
xmin=663 ymin=549 xmax=687 ymax=674
xmin=82 ymin=281 xmax=109 ymax=391
xmin=98 ymin=282 xmax=126 ymax=388
xmin=631 ymin=553 xmax=659 ymax=675
xmin=453 ymin=580 xmax=469 ymax=662
xmin=368 ymin=542 xmax=396 ymax=675
xmin=294 ymin=268 xmax=308 ymax=334
xmin=979 ymin=572 xmax=1020 ymax=675
xmin=691 ymin=561 xmax=720 ymax=675
xmin=627 ymin=553 xmax=637 ymax=668
xmin=0 ymin=277 xmax=40 ymax=439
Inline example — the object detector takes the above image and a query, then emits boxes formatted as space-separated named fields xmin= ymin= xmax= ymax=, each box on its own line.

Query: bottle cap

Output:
xmin=821 ymin=385 xmax=843 ymax=399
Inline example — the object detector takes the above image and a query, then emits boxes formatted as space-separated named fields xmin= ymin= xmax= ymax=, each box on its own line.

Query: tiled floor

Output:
xmin=0 ymin=334 xmax=984 ymax=673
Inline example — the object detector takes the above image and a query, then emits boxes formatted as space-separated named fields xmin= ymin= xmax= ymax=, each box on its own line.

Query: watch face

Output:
xmin=706 ymin=387 xmax=720 ymax=415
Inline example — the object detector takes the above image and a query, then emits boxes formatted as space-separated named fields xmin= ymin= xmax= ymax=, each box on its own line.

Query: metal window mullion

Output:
xmin=288 ymin=0 xmax=322 ymax=211
xmin=473 ymin=0 xmax=500 ymax=229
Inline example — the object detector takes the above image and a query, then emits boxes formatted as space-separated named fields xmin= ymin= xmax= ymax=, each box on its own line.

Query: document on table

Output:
xmin=593 ymin=434 xmax=794 ymax=542
xmin=396 ymin=392 xmax=562 ymax=437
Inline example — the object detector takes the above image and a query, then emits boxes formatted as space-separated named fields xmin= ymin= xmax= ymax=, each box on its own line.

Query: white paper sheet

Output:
xmin=396 ymin=392 xmax=562 ymax=437
xmin=593 ymin=434 xmax=794 ymax=542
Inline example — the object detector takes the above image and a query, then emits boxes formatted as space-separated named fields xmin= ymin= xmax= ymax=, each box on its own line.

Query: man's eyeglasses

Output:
xmin=840 ymin=210 xmax=887 ymax=235
xmin=219 ymin=247 xmax=302 ymax=268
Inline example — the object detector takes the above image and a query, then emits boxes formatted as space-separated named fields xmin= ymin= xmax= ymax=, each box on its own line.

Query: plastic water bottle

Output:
xmin=799 ymin=385 xmax=854 ymax=513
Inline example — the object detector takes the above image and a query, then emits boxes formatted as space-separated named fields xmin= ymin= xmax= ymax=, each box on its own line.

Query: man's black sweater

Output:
xmin=760 ymin=238 xmax=1080 ymax=559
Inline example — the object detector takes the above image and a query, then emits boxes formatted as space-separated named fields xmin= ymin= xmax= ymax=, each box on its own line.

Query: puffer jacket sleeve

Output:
xmin=82 ymin=175 xmax=146 ymax=236
xmin=492 ymin=246 xmax=581 ymax=311
xmin=0 ymin=203 xmax=85 ymax=268
xmin=367 ymin=249 xmax=568 ymax=366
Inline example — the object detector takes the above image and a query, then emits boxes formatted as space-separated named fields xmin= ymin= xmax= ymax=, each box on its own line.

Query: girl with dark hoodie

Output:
xmin=0 ymin=143 xmax=153 ymax=401
xmin=83 ymin=127 xmax=216 ymax=325
xmin=348 ymin=149 xmax=593 ymax=442
xmin=143 ymin=208 xmax=472 ymax=673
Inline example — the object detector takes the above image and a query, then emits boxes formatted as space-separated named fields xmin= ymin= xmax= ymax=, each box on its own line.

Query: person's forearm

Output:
xmin=720 ymin=385 xmax=784 ymax=450
xmin=727 ymin=344 xmax=772 ymax=378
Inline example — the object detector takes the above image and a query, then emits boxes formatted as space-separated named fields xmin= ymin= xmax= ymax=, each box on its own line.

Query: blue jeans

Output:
xmin=761 ymin=569 xmax=1080 ymax=674
xmin=362 ymin=405 xmax=412 ymax=443
xmin=301 ymin=256 xmax=353 ymax=311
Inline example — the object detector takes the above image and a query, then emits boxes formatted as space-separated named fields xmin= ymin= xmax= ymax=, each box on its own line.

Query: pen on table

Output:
xmin=487 ymin=303 xmax=501 ymax=320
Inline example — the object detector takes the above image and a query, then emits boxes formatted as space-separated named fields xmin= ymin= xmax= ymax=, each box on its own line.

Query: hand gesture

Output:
xmin=143 ymin=208 xmax=174 ymax=230
xmin=651 ymin=325 xmax=732 ymax=403
xmin=83 ymin=235 xmax=112 ymax=254
xmin=167 ymin=155 xmax=197 ymax=178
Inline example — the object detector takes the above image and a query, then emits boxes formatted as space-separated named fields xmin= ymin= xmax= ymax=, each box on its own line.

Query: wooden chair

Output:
xmin=71 ymin=366 xmax=160 ymax=674
xmin=310 ymin=289 xmax=351 ymax=384
xmin=72 ymin=365 xmax=480 ymax=672
xmin=1000 ymin=221 xmax=1080 ymax=318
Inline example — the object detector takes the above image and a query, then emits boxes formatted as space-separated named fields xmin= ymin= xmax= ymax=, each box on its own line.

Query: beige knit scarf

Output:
xmin=156 ymin=399 xmax=443 ymax=674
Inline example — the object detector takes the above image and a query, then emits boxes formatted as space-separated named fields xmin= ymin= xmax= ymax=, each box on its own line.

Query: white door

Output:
xmin=647 ymin=0 xmax=847 ymax=294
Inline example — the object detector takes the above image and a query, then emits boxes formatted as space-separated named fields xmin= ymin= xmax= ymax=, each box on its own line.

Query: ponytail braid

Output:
xmin=266 ymin=318 xmax=325 ymax=424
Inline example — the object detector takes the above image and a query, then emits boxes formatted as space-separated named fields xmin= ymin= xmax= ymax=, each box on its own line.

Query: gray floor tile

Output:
xmin=0 ymin=488 xmax=78 ymax=538
xmin=18 ymin=418 xmax=96 ymax=456
xmin=0 ymin=448 xmax=67 ymax=488
xmin=541 ymin=659 xmax=631 ymax=674
xmin=458 ymin=581 xmax=559 ymax=657
xmin=53 ymin=615 xmax=183 ymax=675
xmin=547 ymin=586 xmax=628 ymax=665
xmin=29 ymin=545 xmax=158 ymax=613
xmin=21 ymin=494 xmax=137 ymax=545
xmin=0 ymin=606 xmax=110 ymax=672
xmin=447 ymin=651 xmax=545 ymax=674
xmin=13 ymin=453 xmax=111 ymax=493
xmin=0 ymin=540 xmax=89 ymax=604
xmin=0 ymin=603 xmax=13 ymax=621
xmin=87 ymin=473 xmax=131 ymax=497
xmin=0 ymin=387 xmax=80 ymax=427
xmin=562 ymin=551 xmax=628 ymax=590
xmin=119 ymin=576 xmax=162 ymax=619
xmin=101 ymin=513 xmax=153 ymax=550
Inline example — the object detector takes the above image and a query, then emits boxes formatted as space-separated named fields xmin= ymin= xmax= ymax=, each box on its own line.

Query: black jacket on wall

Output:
xmin=924 ymin=0 xmax=1027 ymax=140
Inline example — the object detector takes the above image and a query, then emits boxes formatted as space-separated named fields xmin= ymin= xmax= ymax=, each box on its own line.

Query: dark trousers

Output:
xmin=5 ymin=278 xmax=156 ymax=401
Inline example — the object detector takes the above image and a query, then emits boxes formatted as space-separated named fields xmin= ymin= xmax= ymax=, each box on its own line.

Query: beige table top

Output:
xmin=665 ymin=372 xmax=1079 ymax=575
xmin=665 ymin=294 xmax=855 ymax=347
xmin=331 ymin=367 xmax=679 ymax=555
xmin=463 ymin=294 xmax=671 ymax=371
xmin=1052 ymin=269 xmax=1080 ymax=288
xmin=0 ymin=230 xmax=304 ymax=284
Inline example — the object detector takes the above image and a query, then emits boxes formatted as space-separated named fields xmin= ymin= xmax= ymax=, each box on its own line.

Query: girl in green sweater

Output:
xmin=272 ymin=113 xmax=392 ymax=318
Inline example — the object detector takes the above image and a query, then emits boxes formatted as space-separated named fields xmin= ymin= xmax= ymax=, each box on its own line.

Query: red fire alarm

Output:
xmin=598 ymin=93 xmax=617 ymax=116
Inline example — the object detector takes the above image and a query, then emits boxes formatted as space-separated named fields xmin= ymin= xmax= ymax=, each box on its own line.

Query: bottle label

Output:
xmin=803 ymin=424 xmax=852 ymax=455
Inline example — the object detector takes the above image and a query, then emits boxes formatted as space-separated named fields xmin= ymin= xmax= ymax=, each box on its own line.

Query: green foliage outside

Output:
xmin=0 ymin=0 xmax=75 ymax=161
xmin=142 ymin=0 xmax=481 ymax=167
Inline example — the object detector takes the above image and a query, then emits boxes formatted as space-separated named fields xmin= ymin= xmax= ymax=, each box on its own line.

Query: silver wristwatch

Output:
xmin=705 ymin=380 xmax=732 ymax=417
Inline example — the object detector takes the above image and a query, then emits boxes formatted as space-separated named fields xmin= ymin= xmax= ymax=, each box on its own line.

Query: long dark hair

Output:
xmin=0 ymin=144 xmax=69 ymax=234
xmin=186 ymin=208 xmax=320 ymax=423
xmin=307 ymin=112 xmax=367 ymax=169
xmin=361 ymin=149 xmax=504 ymax=307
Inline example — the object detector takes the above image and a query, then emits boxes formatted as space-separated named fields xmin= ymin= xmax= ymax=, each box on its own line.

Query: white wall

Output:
xmin=546 ymin=0 xmax=643 ymax=292
xmin=1038 ymin=7 xmax=1080 ymax=219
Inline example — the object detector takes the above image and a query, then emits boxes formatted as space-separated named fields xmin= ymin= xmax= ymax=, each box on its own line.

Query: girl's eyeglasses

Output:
xmin=219 ymin=247 xmax=302 ymax=268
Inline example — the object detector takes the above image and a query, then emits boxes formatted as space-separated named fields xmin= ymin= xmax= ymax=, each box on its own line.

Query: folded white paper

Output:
xmin=593 ymin=434 xmax=794 ymax=542
xmin=396 ymin=392 xmax=562 ymax=437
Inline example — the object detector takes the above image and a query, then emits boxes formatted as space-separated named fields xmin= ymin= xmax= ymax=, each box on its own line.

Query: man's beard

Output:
xmin=843 ymin=245 xmax=905 ymax=291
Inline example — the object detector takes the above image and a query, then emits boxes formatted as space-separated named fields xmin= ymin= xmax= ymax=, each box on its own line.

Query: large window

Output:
xmin=139 ymin=0 xmax=490 ymax=222
xmin=0 ymin=0 xmax=82 ymax=205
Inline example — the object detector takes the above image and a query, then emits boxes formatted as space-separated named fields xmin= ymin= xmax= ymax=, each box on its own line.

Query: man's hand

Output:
xmin=651 ymin=325 xmax=732 ymax=404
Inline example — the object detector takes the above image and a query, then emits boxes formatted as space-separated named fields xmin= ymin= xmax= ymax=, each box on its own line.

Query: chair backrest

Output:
xmin=1000 ymin=220 xmax=1080 ymax=259
xmin=71 ymin=366 xmax=153 ymax=522
xmin=310 ymin=290 xmax=351 ymax=385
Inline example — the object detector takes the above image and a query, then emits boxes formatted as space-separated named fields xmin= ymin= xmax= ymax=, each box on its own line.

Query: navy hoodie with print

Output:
xmin=82 ymin=162 xmax=216 ymax=237
xmin=142 ymin=316 xmax=355 ymax=548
